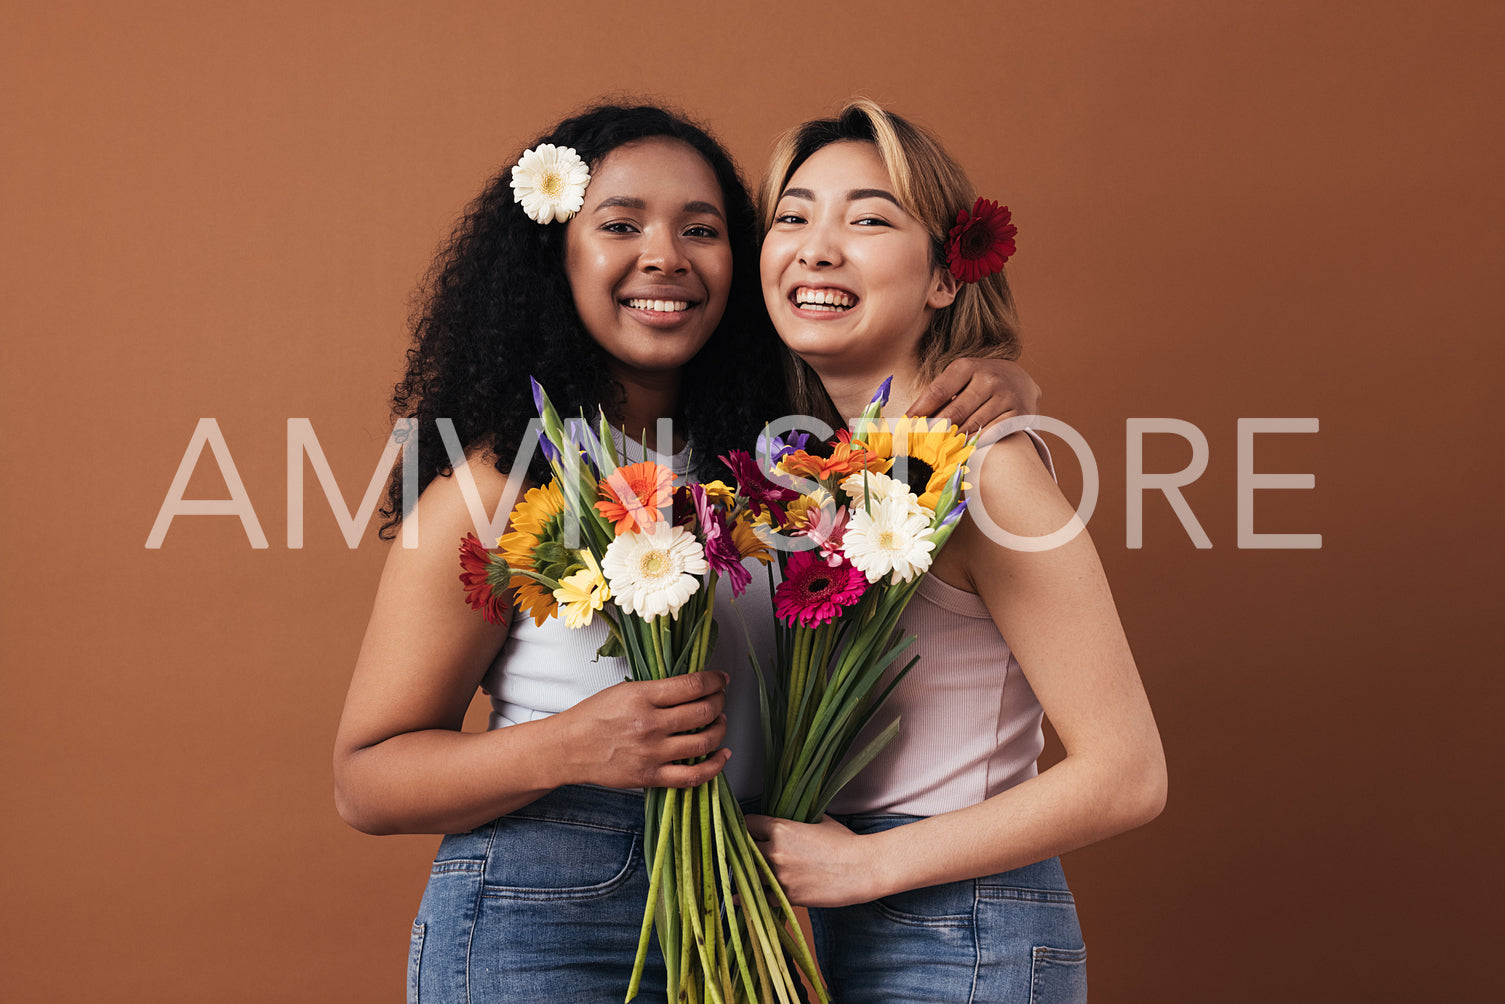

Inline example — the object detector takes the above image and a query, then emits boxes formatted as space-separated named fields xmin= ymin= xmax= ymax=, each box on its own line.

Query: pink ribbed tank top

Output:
xmin=826 ymin=431 xmax=1052 ymax=817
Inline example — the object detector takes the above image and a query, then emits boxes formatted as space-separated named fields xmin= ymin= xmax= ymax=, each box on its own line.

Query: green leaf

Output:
xmin=813 ymin=716 xmax=901 ymax=816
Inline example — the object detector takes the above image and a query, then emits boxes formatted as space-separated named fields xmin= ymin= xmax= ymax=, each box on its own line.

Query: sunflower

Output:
xmin=498 ymin=480 xmax=570 ymax=625
xmin=856 ymin=416 xmax=972 ymax=514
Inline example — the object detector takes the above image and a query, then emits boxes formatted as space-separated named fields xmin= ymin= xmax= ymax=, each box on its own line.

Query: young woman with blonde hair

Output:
xmin=747 ymin=100 xmax=1167 ymax=1002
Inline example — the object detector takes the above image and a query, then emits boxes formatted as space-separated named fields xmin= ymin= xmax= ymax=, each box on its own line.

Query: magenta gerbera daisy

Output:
xmin=720 ymin=449 xmax=801 ymax=522
xmin=773 ymin=550 xmax=868 ymax=628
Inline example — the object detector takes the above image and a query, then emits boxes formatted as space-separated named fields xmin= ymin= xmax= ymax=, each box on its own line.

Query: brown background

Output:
xmin=3 ymin=1 xmax=1501 ymax=1000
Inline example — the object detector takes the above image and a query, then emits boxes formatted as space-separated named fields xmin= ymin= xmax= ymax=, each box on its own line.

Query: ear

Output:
xmin=927 ymin=265 xmax=959 ymax=310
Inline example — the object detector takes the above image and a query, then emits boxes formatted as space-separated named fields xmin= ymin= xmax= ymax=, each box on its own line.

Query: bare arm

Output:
xmin=909 ymin=357 xmax=1042 ymax=431
xmin=332 ymin=456 xmax=730 ymax=836
xmin=748 ymin=434 xmax=1165 ymax=906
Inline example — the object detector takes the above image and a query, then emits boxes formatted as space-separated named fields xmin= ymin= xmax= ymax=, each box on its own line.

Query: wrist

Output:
xmin=523 ymin=708 xmax=585 ymax=789
xmin=863 ymin=827 xmax=910 ymax=902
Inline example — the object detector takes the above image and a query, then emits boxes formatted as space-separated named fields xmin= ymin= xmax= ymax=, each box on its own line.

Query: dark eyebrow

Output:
xmin=847 ymin=188 xmax=901 ymax=206
xmin=592 ymin=195 xmax=724 ymax=221
xmin=775 ymin=186 xmax=901 ymax=207
xmin=594 ymin=195 xmax=646 ymax=211
xmin=684 ymin=200 xmax=725 ymax=221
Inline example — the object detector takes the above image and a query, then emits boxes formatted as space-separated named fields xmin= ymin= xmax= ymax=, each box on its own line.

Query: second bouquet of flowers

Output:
xmin=728 ymin=380 xmax=977 ymax=825
xmin=460 ymin=379 xmax=827 ymax=1004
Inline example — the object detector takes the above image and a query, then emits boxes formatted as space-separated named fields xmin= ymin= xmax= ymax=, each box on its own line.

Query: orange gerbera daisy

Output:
xmin=595 ymin=461 xmax=676 ymax=533
xmin=777 ymin=434 xmax=890 ymax=484
xmin=858 ymin=416 xmax=973 ymax=514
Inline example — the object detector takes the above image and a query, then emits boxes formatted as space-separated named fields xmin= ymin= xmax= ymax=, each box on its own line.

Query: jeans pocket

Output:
xmin=481 ymin=815 xmax=640 ymax=900
xmin=406 ymin=921 xmax=426 ymax=1004
xmin=870 ymin=878 xmax=974 ymax=927
xmin=1029 ymin=944 xmax=1087 ymax=1004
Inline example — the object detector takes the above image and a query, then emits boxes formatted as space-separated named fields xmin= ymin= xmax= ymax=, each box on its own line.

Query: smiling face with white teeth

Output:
xmin=564 ymin=137 xmax=733 ymax=389
xmin=761 ymin=140 xmax=957 ymax=407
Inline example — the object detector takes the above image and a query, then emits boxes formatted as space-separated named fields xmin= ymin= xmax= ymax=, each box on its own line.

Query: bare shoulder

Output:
xmin=964 ymin=431 xmax=1078 ymax=542
xmin=405 ymin=450 xmax=524 ymax=538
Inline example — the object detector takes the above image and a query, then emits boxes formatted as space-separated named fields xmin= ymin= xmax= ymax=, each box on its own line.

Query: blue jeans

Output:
xmin=810 ymin=814 xmax=1087 ymax=1004
xmin=407 ymin=784 xmax=665 ymax=1003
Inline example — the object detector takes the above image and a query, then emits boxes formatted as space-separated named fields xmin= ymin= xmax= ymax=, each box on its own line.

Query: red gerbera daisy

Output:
xmin=458 ymin=532 xmax=511 ymax=625
xmin=773 ymin=550 xmax=868 ymax=628
xmin=945 ymin=198 xmax=1017 ymax=283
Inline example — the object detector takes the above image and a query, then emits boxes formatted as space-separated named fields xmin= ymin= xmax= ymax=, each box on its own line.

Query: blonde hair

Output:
xmin=762 ymin=99 xmax=1020 ymax=418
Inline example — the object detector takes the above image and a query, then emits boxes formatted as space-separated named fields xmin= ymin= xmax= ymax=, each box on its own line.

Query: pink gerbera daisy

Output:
xmin=773 ymin=550 xmax=868 ymax=628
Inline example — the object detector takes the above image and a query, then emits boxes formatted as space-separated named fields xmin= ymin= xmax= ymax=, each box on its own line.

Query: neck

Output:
xmin=610 ymin=367 xmax=686 ymax=452
xmin=815 ymin=365 xmax=924 ymax=427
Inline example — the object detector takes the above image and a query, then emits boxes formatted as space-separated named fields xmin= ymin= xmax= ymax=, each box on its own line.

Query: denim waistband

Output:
xmin=505 ymin=784 xmax=648 ymax=833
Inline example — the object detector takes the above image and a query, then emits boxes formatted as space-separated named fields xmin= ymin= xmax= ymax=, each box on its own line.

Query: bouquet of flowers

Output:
xmin=458 ymin=379 xmax=827 ymax=1004
xmin=728 ymin=380 xmax=976 ymax=824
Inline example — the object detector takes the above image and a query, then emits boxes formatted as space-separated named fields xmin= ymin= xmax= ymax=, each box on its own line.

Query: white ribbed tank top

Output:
xmin=480 ymin=432 xmax=772 ymax=799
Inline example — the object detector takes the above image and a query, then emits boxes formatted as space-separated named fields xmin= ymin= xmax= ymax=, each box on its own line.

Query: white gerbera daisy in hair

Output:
xmin=840 ymin=470 xmax=929 ymax=518
xmin=510 ymin=144 xmax=591 ymax=223
xmin=601 ymin=522 xmax=708 ymax=619
xmin=842 ymin=496 xmax=936 ymax=584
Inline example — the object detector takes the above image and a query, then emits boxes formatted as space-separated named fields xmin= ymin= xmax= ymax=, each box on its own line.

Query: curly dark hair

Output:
xmin=378 ymin=102 xmax=786 ymax=538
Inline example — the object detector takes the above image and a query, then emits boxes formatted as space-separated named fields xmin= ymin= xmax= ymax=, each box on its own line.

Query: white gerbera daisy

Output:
xmin=600 ymin=523 xmax=708 ymax=619
xmin=840 ymin=471 xmax=929 ymax=518
xmin=510 ymin=144 xmax=591 ymax=223
xmin=842 ymin=496 xmax=936 ymax=583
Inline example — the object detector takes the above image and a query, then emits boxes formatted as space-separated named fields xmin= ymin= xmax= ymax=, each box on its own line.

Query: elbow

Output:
xmin=1121 ymin=743 xmax=1168 ymax=830
xmin=334 ymin=784 xmax=381 ymax=836
xmin=333 ymin=751 xmax=396 ymax=836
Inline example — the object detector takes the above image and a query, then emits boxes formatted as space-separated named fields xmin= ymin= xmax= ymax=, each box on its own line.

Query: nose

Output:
xmin=797 ymin=221 xmax=841 ymax=269
xmin=640 ymin=229 xmax=690 ymax=274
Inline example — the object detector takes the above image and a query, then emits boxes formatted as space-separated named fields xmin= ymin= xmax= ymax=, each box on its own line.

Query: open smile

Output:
xmin=789 ymin=285 xmax=859 ymax=314
xmin=624 ymin=297 xmax=694 ymax=313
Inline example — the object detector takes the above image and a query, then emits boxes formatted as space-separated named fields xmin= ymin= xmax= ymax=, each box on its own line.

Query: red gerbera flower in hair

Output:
xmin=945 ymin=198 xmax=1017 ymax=283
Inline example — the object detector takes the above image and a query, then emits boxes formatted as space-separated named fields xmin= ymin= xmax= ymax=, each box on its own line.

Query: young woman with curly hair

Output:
xmin=333 ymin=102 xmax=1040 ymax=1002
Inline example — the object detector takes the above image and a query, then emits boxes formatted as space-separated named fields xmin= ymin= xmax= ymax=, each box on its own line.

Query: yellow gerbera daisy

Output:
xmin=498 ymin=480 xmax=569 ymax=625
xmin=553 ymin=551 xmax=612 ymax=629
xmin=730 ymin=512 xmax=774 ymax=565
xmin=856 ymin=416 xmax=973 ymax=514
xmin=700 ymin=479 xmax=736 ymax=509
xmin=783 ymin=489 xmax=834 ymax=534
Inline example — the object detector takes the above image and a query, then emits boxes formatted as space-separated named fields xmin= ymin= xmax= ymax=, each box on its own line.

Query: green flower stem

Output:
xmin=677 ymin=786 xmax=701 ymax=1002
xmin=627 ymin=785 xmax=678 ymax=1002
xmin=723 ymin=842 xmax=791 ymax=1004
xmin=742 ymin=832 xmax=827 ymax=1002
xmin=711 ymin=783 xmax=758 ymax=1004
xmin=697 ymin=784 xmax=726 ymax=1002
xmin=717 ymin=784 xmax=825 ymax=1004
